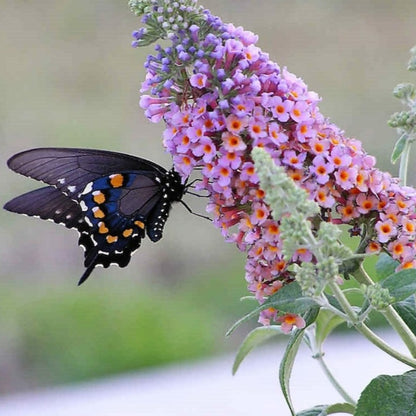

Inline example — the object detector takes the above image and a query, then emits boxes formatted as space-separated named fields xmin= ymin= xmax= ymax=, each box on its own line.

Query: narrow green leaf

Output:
xmin=279 ymin=308 xmax=320 ymax=415
xmin=304 ymin=306 xmax=321 ymax=326
xmin=280 ymin=328 xmax=304 ymax=415
xmin=391 ymin=133 xmax=409 ymax=164
xmin=381 ymin=269 xmax=416 ymax=302
xmin=232 ymin=326 xmax=281 ymax=375
xmin=315 ymin=309 xmax=345 ymax=349
xmin=394 ymin=295 xmax=416 ymax=335
xmin=296 ymin=405 xmax=327 ymax=416
xmin=225 ymin=303 xmax=271 ymax=336
xmin=355 ymin=371 xmax=416 ymax=416
xmin=296 ymin=403 xmax=355 ymax=416
xmin=375 ymin=253 xmax=398 ymax=280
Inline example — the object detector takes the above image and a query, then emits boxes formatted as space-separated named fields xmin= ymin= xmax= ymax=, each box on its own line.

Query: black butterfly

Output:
xmin=4 ymin=148 xmax=188 ymax=285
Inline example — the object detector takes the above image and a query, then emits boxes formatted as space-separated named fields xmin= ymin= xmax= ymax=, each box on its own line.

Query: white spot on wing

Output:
xmin=80 ymin=201 xmax=88 ymax=212
xmin=81 ymin=182 xmax=93 ymax=195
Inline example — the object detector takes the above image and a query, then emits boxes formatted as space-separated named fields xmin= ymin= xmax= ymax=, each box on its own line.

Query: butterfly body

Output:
xmin=4 ymin=148 xmax=186 ymax=284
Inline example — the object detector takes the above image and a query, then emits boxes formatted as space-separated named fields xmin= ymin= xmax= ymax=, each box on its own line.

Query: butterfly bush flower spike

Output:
xmin=253 ymin=148 xmax=351 ymax=298
xmin=130 ymin=0 xmax=416 ymax=328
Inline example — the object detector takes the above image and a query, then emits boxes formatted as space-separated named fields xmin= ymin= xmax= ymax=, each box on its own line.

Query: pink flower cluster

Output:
xmin=139 ymin=18 xmax=416 ymax=326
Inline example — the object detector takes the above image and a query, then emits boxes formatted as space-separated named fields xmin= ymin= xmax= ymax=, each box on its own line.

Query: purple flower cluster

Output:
xmin=136 ymin=8 xmax=416 ymax=326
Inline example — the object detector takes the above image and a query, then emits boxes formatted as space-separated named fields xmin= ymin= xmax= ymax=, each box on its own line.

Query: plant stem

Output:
xmin=352 ymin=265 xmax=416 ymax=357
xmin=328 ymin=280 xmax=416 ymax=368
xmin=314 ymin=351 xmax=356 ymax=405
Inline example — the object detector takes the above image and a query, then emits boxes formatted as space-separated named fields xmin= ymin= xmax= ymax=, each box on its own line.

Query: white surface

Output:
xmin=0 ymin=331 xmax=409 ymax=416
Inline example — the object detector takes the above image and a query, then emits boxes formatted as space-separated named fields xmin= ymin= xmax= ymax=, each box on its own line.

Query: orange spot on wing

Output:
xmin=93 ymin=207 xmax=105 ymax=219
xmin=134 ymin=220 xmax=145 ymax=230
xmin=98 ymin=222 xmax=109 ymax=234
xmin=106 ymin=235 xmax=118 ymax=244
xmin=110 ymin=174 xmax=124 ymax=188
xmin=93 ymin=191 xmax=106 ymax=204
xmin=123 ymin=228 xmax=133 ymax=238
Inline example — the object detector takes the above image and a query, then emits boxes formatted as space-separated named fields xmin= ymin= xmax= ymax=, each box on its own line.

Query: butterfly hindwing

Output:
xmin=4 ymin=148 xmax=187 ymax=285
xmin=77 ymin=172 xmax=152 ymax=283
xmin=4 ymin=186 xmax=84 ymax=230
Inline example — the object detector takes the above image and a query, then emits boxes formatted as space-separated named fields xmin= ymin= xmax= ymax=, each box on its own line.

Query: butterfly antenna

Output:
xmin=185 ymin=178 xmax=201 ymax=188
xmin=186 ymin=190 xmax=210 ymax=198
xmin=185 ymin=179 xmax=211 ymax=198
xmin=180 ymin=200 xmax=211 ymax=221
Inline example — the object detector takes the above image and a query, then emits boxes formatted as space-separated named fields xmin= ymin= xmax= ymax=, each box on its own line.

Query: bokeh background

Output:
xmin=1 ymin=0 xmax=415 ymax=396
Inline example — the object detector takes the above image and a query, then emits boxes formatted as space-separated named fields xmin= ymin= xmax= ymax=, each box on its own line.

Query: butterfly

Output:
xmin=4 ymin=148 xmax=188 ymax=285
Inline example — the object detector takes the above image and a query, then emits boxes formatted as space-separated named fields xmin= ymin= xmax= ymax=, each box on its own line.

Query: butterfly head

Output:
xmin=166 ymin=168 xmax=186 ymax=202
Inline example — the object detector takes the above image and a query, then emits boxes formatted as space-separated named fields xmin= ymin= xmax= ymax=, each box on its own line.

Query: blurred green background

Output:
xmin=1 ymin=0 xmax=415 ymax=395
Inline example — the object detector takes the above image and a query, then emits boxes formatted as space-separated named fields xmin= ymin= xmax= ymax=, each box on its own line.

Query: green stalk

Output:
xmin=352 ymin=265 xmax=416 ymax=358
xmin=314 ymin=351 xmax=356 ymax=405
xmin=328 ymin=280 xmax=416 ymax=368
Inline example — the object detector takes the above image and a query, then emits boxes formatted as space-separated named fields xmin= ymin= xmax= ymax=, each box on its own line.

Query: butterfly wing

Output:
xmin=7 ymin=147 xmax=167 ymax=199
xmin=4 ymin=186 xmax=84 ymax=230
xmin=77 ymin=171 xmax=166 ymax=284
xmin=5 ymin=148 xmax=185 ymax=285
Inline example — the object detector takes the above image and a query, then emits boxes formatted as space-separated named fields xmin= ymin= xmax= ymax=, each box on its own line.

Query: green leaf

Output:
xmin=279 ymin=308 xmax=320 ymax=416
xmin=375 ymin=253 xmax=398 ymax=280
xmin=232 ymin=326 xmax=281 ymax=375
xmin=315 ymin=309 xmax=345 ymax=349
xmin=381 ymin=269 xmax=416 ymax=302
xmin=280 ymin=327 xmax=305 ymax=415
xmin=325 ymin=403 xmax=356 ymax=415
xmin=296 ymin=403 xmax=355 ymax=415
xmin=296 ymin=405 xmax=328 ymax=416
xmin=391 ymin=133 xmax=409 ymax=164
xmin=394 ymin=295 xmax=416 ymax=335
xmin=268 ymin=282 xmax=318 ymax=314
xmin=355 ymin=371 xmax=416 ymax=415
xmin=226 ymin=282 xmax=318 ymax=336
xmin=225 ymin=303 xmax=272 ymax=336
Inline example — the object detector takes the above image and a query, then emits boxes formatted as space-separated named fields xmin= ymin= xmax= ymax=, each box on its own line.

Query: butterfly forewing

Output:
xmin=4 ymin=148 xmax=186 ymax=284
xmin=7 ymin=148 xmax=168 ymax=199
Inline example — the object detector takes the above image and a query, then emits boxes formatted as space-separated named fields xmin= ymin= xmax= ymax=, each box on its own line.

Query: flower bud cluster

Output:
xmin=362 ymin=283 xmax=395 ymax=311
